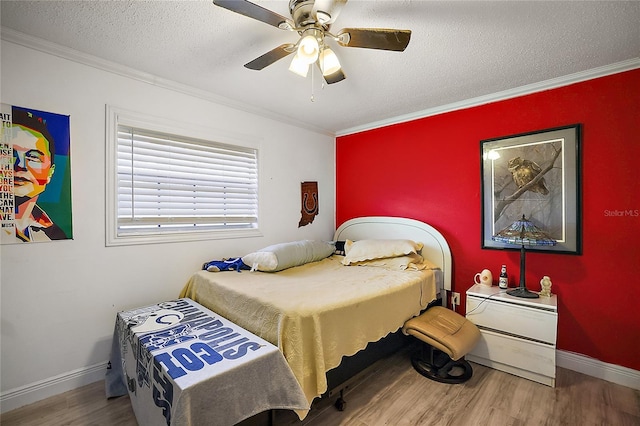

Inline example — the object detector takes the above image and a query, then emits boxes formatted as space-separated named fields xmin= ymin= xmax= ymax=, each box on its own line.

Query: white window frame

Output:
xmin=106 ymin=105 xmax=261 ymax=246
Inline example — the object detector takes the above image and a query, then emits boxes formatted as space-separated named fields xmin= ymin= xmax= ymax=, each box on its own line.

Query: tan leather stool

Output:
xmin=403 ymin=306 xmax=480 ymax=383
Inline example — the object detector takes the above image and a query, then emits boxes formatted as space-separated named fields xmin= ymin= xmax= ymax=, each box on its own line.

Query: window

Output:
xmin=106 ymin=107 xmax=259 ymax=245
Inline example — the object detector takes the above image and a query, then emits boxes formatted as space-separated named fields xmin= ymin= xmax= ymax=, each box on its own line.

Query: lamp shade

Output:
xmin=288 ymin=54 xmax=309 ymax=77
xmin=297 ymin=34 xmax=320 ymax=64
xmin=492 ymin=215 xmax=557 ymax=247
xmin=319 ymin=47 xmax=341 ymax=76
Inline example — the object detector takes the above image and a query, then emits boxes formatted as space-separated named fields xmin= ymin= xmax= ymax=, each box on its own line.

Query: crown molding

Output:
xmin=336 ymin=57 xmax=640 ymax=136
xmin=3 ymin=28 xmax=638 ymax=139
xmin=0 ymin=27 xmax=334 ymax=137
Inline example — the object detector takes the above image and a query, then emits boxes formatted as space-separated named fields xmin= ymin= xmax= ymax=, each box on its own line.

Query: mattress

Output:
xmin=179 ymin=255 xmax=439 ymax=409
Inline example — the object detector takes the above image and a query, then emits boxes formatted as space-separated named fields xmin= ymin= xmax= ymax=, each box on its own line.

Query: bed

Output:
xmin=179 ymin=216 xmax=452 ymax=418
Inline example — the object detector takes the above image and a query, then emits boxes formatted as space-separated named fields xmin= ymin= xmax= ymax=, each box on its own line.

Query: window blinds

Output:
xmin=117 ymin=126 xmax=258 ymax=235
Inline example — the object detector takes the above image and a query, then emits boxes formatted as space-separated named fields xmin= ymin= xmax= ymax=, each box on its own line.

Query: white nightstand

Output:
xmin=465 ymin=284 xmax=558 ymax=387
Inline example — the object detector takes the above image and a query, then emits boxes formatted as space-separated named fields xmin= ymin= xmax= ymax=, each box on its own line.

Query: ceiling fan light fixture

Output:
xmin=297 ymin=30 xmax=321 ymax=64
xmin=289 ymin=54 xmax=309 ymax=77
xmin=213 ymin=0 xmax=413 ymax=85
xmin=319 ymin=47 xmax=341 ymax=76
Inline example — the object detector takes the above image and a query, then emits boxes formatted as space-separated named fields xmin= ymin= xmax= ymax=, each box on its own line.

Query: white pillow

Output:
xmin=342 ymin=239 xmax=424 ymax=265
xmin=242 ymin=240 xmax=335 ymax=272
xmin=348 ymin=253 xmax=439 ymax=271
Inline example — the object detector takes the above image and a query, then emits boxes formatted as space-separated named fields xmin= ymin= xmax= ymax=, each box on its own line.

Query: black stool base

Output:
xmin=411 ymin=347 xmax=473 ymax=384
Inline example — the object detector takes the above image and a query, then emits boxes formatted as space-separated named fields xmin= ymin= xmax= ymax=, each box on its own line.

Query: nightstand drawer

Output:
xmin=466 ymin=295 xmax=557 ymax=344
xmin=469 ymin=328 xmax=556 ymax=378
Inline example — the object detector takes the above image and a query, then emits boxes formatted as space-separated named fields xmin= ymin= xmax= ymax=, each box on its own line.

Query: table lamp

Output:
xmin=492 ymin=215 xmax=557 ymax=298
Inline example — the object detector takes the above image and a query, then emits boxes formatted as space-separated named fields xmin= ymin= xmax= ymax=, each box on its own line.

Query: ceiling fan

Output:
xmin=213 ymin=0 xmax=411 ymax=84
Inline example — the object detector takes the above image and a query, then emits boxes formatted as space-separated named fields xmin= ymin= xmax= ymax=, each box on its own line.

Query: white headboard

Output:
xmin=334 ymin=217 xmax=452 ymax=295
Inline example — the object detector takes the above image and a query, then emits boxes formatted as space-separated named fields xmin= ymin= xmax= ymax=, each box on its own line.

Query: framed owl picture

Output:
xmin=481 ymin=124 xmax=582 ymax=254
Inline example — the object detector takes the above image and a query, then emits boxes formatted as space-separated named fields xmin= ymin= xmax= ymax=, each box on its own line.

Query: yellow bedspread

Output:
xmin=179 ymin=255 xmax=437 ymax=414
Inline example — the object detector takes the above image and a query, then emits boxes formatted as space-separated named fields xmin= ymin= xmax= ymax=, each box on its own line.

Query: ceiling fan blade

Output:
xmin=213 ymin=0 xmax=293 ymax=30
xmin=312 ymin=0 xmax=348 ymax=25
xmin=336 ymin=28 xmax=411 ymax=51
xmin=244 ymin=44 xmax=295 ymax=70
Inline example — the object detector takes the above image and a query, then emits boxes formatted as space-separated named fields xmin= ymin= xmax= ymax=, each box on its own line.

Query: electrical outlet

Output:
xmin=451 ymin=292 xmax=460 ymax=306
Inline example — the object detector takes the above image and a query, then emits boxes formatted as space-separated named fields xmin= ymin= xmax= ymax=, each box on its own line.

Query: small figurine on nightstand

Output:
xmin=539 ymin=276 xmax=552 ymax=297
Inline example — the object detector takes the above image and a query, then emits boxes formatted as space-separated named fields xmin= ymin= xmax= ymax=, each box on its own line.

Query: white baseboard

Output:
xmin=0 ymin=362 xmax=106 ymax=414
xmin=1 ymin=352 xmax=638 ymax=414
xmin=556 ymin=350 xmax=640 ymax=390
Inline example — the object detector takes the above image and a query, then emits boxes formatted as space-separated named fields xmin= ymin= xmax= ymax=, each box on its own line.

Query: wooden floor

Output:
xmin=2 ymin=345 xmax=638 ymax=426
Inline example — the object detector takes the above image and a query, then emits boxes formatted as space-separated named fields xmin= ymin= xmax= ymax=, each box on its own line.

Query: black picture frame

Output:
xmin=481 ymin=124 xmax=582 ymax=254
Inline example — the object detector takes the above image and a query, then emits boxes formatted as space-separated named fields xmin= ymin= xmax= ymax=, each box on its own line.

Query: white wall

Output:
xmin=0 ymin=40 xmax=335 ymax=412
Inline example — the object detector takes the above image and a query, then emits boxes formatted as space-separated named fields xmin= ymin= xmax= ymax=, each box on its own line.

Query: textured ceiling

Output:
xmin=2 ymin=1 xmax=639 ymax=135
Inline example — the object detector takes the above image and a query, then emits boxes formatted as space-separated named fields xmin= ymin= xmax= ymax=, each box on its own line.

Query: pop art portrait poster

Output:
xmin=1 ymin=104 xmax=73 ymax=243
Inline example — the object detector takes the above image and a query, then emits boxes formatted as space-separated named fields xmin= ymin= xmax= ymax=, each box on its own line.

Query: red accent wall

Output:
xmin=336 ymin=69 xmax=640 ymax=371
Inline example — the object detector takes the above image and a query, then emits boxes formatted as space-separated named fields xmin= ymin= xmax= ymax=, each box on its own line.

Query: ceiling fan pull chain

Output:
xmin=310 ymin=63 xmax=315 ymax=102
xmin=319 ymin=49 xmax=326 ymax=91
